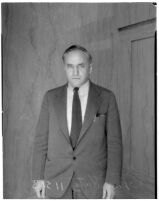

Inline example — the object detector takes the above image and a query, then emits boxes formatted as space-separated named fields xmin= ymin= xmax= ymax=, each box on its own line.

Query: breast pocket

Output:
xmin=93 ymin=115 xmax=107 ymax=129
xmin=94 ymin=114 xmax=106 ymax=122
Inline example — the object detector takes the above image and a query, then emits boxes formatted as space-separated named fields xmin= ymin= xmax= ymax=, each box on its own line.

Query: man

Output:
xmin=32 ymin=45 xmax=122 ymax=199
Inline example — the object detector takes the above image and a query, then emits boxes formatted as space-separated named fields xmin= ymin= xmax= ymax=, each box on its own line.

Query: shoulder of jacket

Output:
xmin=91 ymin=82 xmax=114 ymax=96
xmin=45 ymin=84 xmax=66 ymax=96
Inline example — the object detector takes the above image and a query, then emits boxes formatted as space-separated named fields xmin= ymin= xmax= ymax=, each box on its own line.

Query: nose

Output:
xmin=73 ymin=66 xmax=79 ymax=76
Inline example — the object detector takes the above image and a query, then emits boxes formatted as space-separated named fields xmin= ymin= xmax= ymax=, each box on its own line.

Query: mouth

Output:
xmin=72 ymin=77 xmax=80 ymax=80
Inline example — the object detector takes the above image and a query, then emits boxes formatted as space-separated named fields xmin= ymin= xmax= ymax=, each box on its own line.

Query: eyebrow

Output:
xmin=66 ymin=63 xmax=85 ymax=66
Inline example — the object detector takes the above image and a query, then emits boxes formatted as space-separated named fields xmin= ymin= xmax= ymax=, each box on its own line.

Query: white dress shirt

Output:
xmin=67 ymin=81 xmax=90 ymax=135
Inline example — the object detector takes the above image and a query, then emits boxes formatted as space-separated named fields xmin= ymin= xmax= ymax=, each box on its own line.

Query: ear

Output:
xmin=89 ymin=64 xmax=92 ymax=74
xmin=64 ymin=65 xmax=67 ymax=72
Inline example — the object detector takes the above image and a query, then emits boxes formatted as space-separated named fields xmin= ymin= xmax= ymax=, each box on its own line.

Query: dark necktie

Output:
xmin=70 ymin=87 xmax=82 ymax=150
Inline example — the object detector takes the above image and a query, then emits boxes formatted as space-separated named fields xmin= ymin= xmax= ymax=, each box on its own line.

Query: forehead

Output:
xmin=64 ymin=50 xmax=89 ymax=62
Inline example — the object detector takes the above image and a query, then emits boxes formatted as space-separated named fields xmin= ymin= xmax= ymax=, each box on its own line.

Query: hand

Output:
xmin=33 ymin=180 xmax=45 ymax=198
xmin=102 ymin=182 xmax=115 ymax=199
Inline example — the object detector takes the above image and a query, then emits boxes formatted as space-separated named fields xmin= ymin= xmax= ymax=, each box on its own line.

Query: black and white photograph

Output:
xmin=2 ymin=2 xmax=156 ymax=199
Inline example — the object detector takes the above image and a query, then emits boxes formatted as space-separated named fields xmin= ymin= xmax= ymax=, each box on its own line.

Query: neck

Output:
xmin=68 ymin=80 xmax=90 ymax=89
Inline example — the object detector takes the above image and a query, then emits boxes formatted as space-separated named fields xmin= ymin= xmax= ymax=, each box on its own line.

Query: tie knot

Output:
xmin=74 ymin=87 xmax=79 ymax=92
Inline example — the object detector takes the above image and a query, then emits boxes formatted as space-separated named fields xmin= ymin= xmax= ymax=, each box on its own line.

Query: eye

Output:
xmin=79 ymin=64 xmax=85 ymax=68
xmin=67 ymin=64 xmax=73 ymax=69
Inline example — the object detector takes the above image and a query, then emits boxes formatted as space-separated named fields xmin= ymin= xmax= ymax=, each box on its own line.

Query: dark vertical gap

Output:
xmin=154 ymin=30 xmax=157 ymax=199
xmin=1 ymin=4 xmax=4 ymax=199
xmin=130 ymin=41 xmax=133 ymax=171
xmin=2 ymin=4 xmax=4 ymax=135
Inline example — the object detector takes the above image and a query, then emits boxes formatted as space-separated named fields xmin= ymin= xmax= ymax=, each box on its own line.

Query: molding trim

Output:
xmin=118 ymin=18 xmax=156 ymax=32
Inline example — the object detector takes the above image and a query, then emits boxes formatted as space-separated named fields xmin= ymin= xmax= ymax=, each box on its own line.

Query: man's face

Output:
xmin=64 ymin=50 xmax=92 ymax=88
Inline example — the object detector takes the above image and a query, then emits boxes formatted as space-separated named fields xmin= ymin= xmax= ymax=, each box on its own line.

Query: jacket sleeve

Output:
xmin=32 ymin=92 xmax=49 ymax=180
xmin=105 ymin=91 xmax=122 ymax=185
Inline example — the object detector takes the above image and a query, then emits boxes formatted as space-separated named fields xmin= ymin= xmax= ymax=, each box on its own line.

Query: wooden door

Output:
xmin=116 ymin=18 xmax=156 ymax=198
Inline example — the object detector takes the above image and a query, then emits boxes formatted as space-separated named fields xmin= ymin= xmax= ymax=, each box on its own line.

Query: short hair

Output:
xmin=62 ymin=45 xmax=92 ymax=63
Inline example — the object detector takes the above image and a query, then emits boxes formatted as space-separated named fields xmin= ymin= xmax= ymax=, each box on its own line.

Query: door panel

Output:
xmin=131 ymin=37 xmax=154 ymax=179
xmin=115 ymin=18 xmax=155 ymax=198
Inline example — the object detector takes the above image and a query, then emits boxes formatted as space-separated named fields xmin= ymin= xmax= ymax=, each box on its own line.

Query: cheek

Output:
xmin=66 ymin=70 xmax=72 ymax=77
xmin=81 ymin=70 xmax=89 ymax=79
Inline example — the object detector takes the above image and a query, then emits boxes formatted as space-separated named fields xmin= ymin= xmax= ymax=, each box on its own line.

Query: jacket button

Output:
xmin=73 ymin=156 xmax=76 ymax=160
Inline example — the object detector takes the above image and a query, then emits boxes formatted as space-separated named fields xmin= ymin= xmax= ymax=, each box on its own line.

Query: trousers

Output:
xmin=47 ymin=173 xmax=88 ymax=199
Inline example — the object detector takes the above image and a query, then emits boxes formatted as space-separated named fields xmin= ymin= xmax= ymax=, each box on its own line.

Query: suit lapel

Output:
xmin=53 ymin=84 xmax=70 ymax=143
xmin=53 ymin=82 xmax=102 ymax=146
xmin=76 ymin=82 xmax=102 ymax=146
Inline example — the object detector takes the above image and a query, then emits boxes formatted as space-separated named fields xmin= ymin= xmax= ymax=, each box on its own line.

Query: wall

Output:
xmin=112 ymin=3 xmax=156 ymax=198
xmin=2 ymin=3 xmax=115 ymax=198
xmin=2 ymin=3 xmax=156 ymax=198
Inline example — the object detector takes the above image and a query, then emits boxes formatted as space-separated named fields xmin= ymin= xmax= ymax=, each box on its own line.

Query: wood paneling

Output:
xmin=114 ymin=3 xmax=156 ymax=29
xmin=114 ymin=11 xmax=155 ymax=198
xmin=131 ymin=37 xmax=154 ymax=179
xmin=2 ymin=3 xmax=156 ymax=198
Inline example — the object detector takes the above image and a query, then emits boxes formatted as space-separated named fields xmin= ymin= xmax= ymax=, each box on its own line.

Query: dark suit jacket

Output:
xmin=32 ymin=81 xmax=122 ymax=198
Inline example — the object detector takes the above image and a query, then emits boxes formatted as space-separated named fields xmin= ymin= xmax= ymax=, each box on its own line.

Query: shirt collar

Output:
xmin=67 ymin=80 xmax=90 ymax=96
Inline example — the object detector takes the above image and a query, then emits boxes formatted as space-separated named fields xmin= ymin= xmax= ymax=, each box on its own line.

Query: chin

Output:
xmin=72 ymin=83 xmax=81 ymax=88
xmin=70 ymin=81 xmax=82 ymax=88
